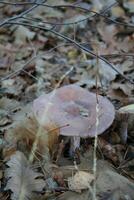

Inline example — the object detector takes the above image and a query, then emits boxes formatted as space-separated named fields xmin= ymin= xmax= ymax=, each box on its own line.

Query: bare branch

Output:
xmin=3 ymin=20 xmax=134 ymax=84
xmin=0 ymin=0 xmax=47 ymax=27
xmin=0 ymin=42 xmax=67 ymax=82
xmin=0 ymin=1 xmax=133 ymax=84
xmin=0 ymin=1 xmax=133 ymax=27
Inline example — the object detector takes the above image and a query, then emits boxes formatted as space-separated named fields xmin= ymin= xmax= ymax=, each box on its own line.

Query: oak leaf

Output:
xmin=5 ymin=151 xmax=46 ymax=200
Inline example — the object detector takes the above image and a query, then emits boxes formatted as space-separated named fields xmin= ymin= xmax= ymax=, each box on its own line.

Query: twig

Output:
xmin=0 ymin=0 xmax=47 ymax=27
xmin=101 ymin=53 xmax=134 ymax=58
xmin=0 ymin=54 xmax=36 ymax=82
xmin=0 ymin=1 xmax=133 ymax=84
xmin=34 ymin=2 xmax=134 ymax=28
xmin=0 ymin=41 xmax=67 ymax=82
xmin=4 ymin=21 xmax=134 ymax=84
xmin=92 ymin=50 xmax=99 ymax=200
xmin=0 ymin=1 xmax=134 ymax=27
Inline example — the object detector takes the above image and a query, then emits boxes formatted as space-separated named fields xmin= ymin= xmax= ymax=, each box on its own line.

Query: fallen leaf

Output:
xmin=111 ymin=6 xmax=125 ymax=18
xmin=0 ymin=97 xmax=19 ymax=111
xmin=65 ymin=14 xmax=88 ymax=29
xmin=68 ymin=171 xmax=94 ymax=191
xmin=112 ymin=82 xmax=133 ymax=96
xmin=119 ymin=104 xmax=134 ymax=114
xmin=1 ymin=77 xmax=26 ymax=97
xmin=98 ymin=138 xmax=119 ymax=164
xmin=0 ymin=113 xmax=12 ymax=127
xmin=5 ymin=111 xmax=59 ymax=157
xmin=5 ymin=151 xmax=46 ymax=200
xmin=13 ymin=26 xmax=35 ymax=45
xmin=75 ymin=59 xmax=117 ymax=87
xmin=123 ymin=0 xmax=134 ymax=13
xmin=97 ymin=21 xmax=117 ymax=46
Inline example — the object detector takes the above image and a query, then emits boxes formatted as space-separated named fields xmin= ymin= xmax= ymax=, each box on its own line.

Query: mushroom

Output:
xmin=33 ymin=84 xmax=115 ymax=159
xmin=118 ymin=104 xmax=134 ymax=144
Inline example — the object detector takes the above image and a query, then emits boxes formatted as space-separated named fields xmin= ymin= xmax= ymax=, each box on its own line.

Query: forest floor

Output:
xmin=0 ymin=0 xmax=134 ymax=200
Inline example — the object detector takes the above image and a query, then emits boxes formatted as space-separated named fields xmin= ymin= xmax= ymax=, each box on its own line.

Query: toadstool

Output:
xmin=117 ymin=104 xmax=134 ymax=144
xmin=33 ymin=84 xmax=115 ymax=159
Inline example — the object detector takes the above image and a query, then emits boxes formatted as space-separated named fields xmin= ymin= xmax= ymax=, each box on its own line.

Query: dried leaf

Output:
xmin=0 ymin=97 xmax=19 ymax=111
xmin=112 ymin=82 xmax=133 ymax=96
xmin=124 ymin=1 xmax=134 ymax=13
xmin=0 ymin=110 xmax=12 ymax=127
xmin=98 ymin=138 xmax=118 ymax=164
xmin=111 ymin=6 xmax=125 ymax=18
xmin=76 ymin=59 xmax=117 ymax=87
xmin=65 ymin=15 xmax=88 ymax=29
xmin=119 ymin=104 xmax=134 ymax=114
xmin=1 ymin=77 xmax=26 ymax=97
xmin=13 ymin=26 xmax=35 ymax=45
xmin=97 ymin=22 xmax=117 ymax=45
xmin=68 ymin=171 xmax=94 ymax=191
xmin=5 ymin=113 xmax=59 ymax=156
xmin=5 ymin=151 xmax=46 ymax=200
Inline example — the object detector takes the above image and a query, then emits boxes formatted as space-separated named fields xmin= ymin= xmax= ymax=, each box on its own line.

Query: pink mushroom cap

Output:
xmin=33 ymin=84 xmax=115 ymax=138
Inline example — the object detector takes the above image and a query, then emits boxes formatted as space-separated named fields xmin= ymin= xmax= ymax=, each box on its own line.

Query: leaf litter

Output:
xmin=5 ymin=151 xmax=46 ymax=200
xmin=0 ymin=0 xmax=134 ymax=200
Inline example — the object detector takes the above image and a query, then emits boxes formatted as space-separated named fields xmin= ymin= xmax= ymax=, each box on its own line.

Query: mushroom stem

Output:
xmin=119 ymin=121 xmax=128 ymax=144
xmin=119 ymin=113 xmax=128 ymax=144
xmin=70 ymin=136 xmax=80 ymax=157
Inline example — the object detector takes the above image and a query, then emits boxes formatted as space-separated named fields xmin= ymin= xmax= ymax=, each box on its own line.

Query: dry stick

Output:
xmin=0 ymin=0 xmax=47 ymax=27
xmin=1 ymin=1 xmax=132 ymax=80
xmin=73 ymin=23 xmax=76 ymax=41
xmin=18 ymin=4 xmax=134 ymax=28
xmin=0 ymin=0 xmax=116 ymax=7
xmin=0 ymin=1 xmax=133 ymax=82
xmin=1 ymin=41 xmax=132 ymax=83
xmin=21 ymin=69 xmax=38 ymax=81
xmin=0 ymin=1 xmax=134 ymax=28
xmin=101 ymin=53 xmax=134 ymax=58
xmin=0 ymin=0 xmax=117 ymax=11
xmin=0 ymin=42 xmax=67 ymax=82
xmin=34 ymin=3 xmax=134 ymax=28
xmin=5 ymin=21 xmax=134 ymax=84
xmin=0 ymin=54 xmax=36 ymax=82
xmin=92 ymin=47 xmax=100 ymax=200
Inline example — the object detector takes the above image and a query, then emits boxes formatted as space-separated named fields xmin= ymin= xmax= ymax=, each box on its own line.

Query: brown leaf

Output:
xmin=13 ymin=26 xmax=35 ymax=45
xmin=112 ymin=82 xmax=133 ymax=96
xmin=98 ymin=138 xmax=118 ymax=164
xmin=5 ymin=113 xmax=59 ymax=157
xmin=97 ymin=21 xmax=117 ymax=47
xmin=68 ymin=171 xmax=94 ymax=192
xmin=5 ymin=151 xmax=46 ymax=200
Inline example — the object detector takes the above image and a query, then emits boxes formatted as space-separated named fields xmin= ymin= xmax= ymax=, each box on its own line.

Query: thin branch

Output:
xmin=0 ymin=42 xmax=67 ymax=82
xmin=4 ymin=21 xmax=134 ymax=84
xmin=2 ymin=41 xmax=132 ymax=82
xmin=0 ymin=55 xmax=36 ymax=82
xmin=21 ymin=13 xmax=134 ymax=29
xmin=0 ymin=0 xmax=47 ymax=27
xmin=0 ymin=1 xmax=133 ymax=84
xmin=0 ymin=1 xmax=134 ymax=28
xmin=45 ymin=4 xmax=134 ymax=28
xmin=99 ymin=2 xmax=118 ymax=14
xmin=101 ymin=53 xmax=134 ymax=58
xmin=0 ymin=1 xmax=51 ymax=6
xmin=22 ymin=15 xmax=92 ymax=26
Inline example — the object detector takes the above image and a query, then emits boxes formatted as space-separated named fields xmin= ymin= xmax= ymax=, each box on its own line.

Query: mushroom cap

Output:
xmin=33 ymin=84 xmax=115 ymax=138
